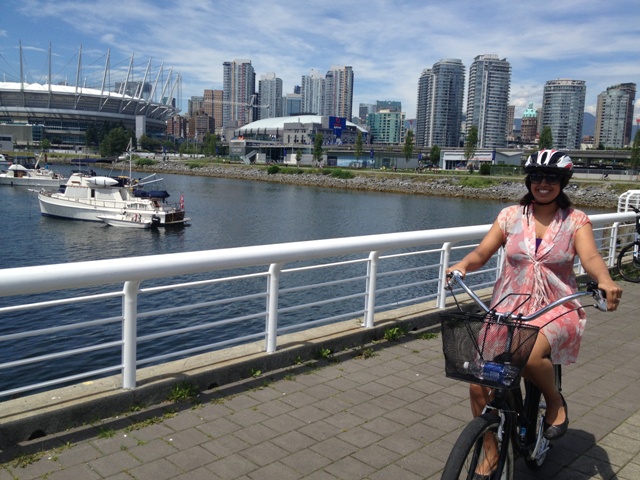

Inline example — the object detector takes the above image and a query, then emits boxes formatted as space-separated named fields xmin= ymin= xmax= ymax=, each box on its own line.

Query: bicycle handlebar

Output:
xmin=447 ymin=270 xmax=608 ymax=321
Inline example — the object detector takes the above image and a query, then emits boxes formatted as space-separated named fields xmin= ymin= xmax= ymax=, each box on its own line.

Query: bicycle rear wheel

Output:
xmin=617 ymin=242 xmax=640 ymax=283
xmin=441 ymin=412 xmax=514 ymax=480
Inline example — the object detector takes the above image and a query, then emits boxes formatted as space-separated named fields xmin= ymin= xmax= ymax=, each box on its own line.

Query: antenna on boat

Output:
xmin=127 ymin=137 xmax=133 ymax=182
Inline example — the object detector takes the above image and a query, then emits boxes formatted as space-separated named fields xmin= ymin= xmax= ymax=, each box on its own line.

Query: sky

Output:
xmin=1 ymin=0 xmax=639 ymax=122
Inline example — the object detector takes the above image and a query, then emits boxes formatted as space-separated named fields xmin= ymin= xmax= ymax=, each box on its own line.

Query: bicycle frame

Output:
xmin=482 ymin=372 xmax=551 ymax=469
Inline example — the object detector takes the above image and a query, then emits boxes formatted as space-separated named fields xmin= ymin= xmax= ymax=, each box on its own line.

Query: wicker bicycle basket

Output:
xmin=440 ymin=311 xmax=540 ymax=389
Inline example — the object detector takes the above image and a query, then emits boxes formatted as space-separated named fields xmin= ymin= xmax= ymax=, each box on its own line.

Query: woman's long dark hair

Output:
xmin=520 ymin=173 xmax=573 ymax=210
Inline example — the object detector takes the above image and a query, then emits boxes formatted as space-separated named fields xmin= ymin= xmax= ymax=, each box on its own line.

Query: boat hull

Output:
xmin=96 ymin=214 xmax=153 ymax=229
xmin=0 ymin=176 xmax=66 ymax=187
xmin=37 ymin=172 xmax=188 ymax=227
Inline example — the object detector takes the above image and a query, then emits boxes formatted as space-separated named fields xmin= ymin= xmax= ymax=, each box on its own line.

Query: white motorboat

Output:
xmin=0 ymin=158 xmax=67 ymax=187
xmin=38 ymin=172 xmax=189 ymax=227
xmin=97 ymin=213 xmax=154 ymax=229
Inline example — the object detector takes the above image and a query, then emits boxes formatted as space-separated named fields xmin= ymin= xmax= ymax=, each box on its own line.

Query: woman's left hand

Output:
xmin=598 ymin=279 xmax=623 ymax=311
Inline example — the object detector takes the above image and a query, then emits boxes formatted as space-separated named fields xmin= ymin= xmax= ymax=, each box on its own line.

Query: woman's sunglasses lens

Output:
xmin=546 ymin=175 xmax=561 ymax=184
xmin=530 ymin=173 xmax=561 ymax=184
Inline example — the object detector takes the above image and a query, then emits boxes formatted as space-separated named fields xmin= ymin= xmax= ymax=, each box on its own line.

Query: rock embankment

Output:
xmin=138 ymin=161 xmax=623 ymax=210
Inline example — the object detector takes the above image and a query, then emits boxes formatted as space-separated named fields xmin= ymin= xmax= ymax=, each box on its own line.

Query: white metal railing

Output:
xmin=0 ymin=211 xmax=635 ymax=399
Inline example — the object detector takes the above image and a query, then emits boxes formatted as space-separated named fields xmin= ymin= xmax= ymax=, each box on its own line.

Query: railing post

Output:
xmin=437 ymin=243 xmax=452 ymax=308
xmin=495 ymin=247 xmax=505 ymax=281
xmin=266 ymin=263 xmax=282 ymax=353
xmin=122 ymin=281 xmax=140 ymax=390
xmin=363 ymin=251 xmax=380 ymax=328
xmin=609 ymin=222 xmax=620 ymax=268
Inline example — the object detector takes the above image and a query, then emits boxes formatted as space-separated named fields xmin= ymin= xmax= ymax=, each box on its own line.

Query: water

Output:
xmin=1 ymin=165 xmax=517 ymax=393
xmin=2 ymin=164 xmax=510 ymax=267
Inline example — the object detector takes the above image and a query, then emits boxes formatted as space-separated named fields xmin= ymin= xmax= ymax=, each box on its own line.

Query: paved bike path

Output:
xmin=1 ymin=281 xmax=640 ymax=479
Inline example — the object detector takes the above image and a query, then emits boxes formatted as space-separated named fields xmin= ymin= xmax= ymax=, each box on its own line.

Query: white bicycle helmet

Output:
xmin=524 ymin=149 xmax=573 ymax=177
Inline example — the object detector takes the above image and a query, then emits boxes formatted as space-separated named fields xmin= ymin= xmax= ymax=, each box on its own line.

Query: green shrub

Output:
xmin=458 ymin=177 xmax=498 ymax=188
xmin=267 ymin=165 xmax=281 ymax=174
xmin=185 ymin=161 xmax=208 ymax=169
xmin=280 ymin=167 xmax=304 ymax=175
xmin=135 ymin=158 xmax=156 ymax=167
xmin=479 ymin=163 xmax=492 ymax=175
xmin=328 ymin=168 xmax=355 ymax=179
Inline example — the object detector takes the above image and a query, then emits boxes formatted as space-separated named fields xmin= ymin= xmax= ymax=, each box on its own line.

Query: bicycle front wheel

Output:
xmin=442 ymin=413 xmax=514 ymax=480
xmin=617 ymin=242 xmax=640 ymax=283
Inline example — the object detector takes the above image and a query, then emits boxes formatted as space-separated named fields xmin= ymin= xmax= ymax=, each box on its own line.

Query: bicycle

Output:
xmin=616 ymin=206 xmax=640 ymax=283
xmin=440 ymin=271 xmax=607 ymax=480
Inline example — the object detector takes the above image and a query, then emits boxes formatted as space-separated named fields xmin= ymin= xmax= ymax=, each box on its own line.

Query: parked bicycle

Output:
xmin=440 ymin=271 xmax=607 ymax=480
xmin=616 ymin=206 xmax=640 ymax=283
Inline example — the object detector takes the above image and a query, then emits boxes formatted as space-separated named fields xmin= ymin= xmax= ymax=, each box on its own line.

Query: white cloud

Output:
xmin=3 ymin=0 xmax=639 ymax=118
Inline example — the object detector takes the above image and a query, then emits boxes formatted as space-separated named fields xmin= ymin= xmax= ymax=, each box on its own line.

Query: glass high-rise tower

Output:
xmin=323 ymin=65 xmax=354 ymax=121
xmin=466 ymin=54 xmax=511 ymax=149
xmin=258 ymin=72 xmax=283 ymax=119
xmin=301 ymin=69 xmax=324 ymax=115
xmin=595 ymin=83 xmax=636 ymax=148
xmin=222 ymin=59 xmax=256 ymax=128
xmin=415 ymin=59 xmax=465 ymax=148
xmin=541 ymin=79 xmax=586 ymax=149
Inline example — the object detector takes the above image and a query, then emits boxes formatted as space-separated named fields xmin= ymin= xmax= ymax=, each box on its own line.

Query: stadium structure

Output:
xmin=0 ymin=43 xmax=181 ymax=148
xmin=230 ymin=115 xmax=368 ymax=165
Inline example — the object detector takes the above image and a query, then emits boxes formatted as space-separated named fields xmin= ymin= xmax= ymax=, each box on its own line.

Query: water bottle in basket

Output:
xmin=463 ymin=359 xmax=519 ymax=387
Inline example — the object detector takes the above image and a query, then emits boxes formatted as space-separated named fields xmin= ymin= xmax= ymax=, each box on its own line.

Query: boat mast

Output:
xmin=19 ymin=41 xmax=25 ymax=107
xmin=47 ymin=42 xmax=52 ymax=108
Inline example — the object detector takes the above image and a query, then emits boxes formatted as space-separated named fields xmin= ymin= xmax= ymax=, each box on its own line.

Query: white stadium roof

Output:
xmin=237 ymin=115 xmax=365 ymax=134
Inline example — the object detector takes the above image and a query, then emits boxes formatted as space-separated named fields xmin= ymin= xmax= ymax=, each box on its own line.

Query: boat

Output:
xmin=38 ymin=172 xmax=189 ymax=227
xmin=0 ymin=154 xmax=67 ymax=187
xmin=96 ymin=213 xmax=153 ymax=229
xmin=0 ymin=153 xmax=10 ymax=169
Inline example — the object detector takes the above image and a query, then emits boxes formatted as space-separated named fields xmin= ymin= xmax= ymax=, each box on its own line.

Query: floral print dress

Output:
xmin=490 ymin=205 xmax=591 ymax=364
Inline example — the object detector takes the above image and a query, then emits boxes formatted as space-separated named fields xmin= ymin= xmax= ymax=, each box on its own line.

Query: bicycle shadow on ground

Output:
xmin=515 ymin=429 xmax=618 ymax=479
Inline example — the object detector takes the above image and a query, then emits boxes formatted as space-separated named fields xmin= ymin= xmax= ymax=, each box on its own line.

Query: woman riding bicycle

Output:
xmin=447 ymin=149 xmax=622 ymax=479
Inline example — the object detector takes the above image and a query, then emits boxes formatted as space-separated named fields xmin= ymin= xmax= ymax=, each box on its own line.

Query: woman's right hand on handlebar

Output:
xmin=446 ymin=262 xmax=468 ymax=279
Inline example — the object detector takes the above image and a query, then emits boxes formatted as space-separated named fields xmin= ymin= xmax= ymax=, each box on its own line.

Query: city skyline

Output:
xmin=1 ymin=0 xmax=639 ymax=122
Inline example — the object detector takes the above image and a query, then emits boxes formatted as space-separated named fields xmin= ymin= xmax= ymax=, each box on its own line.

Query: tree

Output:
xmin=403 ymin=130 xmax=415 ymax=163
xmin=313 ymin=133 xmax=324 ymax=165
xmin=84 ymin=124 xmax=99 ymax=148
xmin=99 ymin=127 xmax=132 ymax=157
xmin=162 ymin=140 xmax=177 ymax=153
xmin=539 ymin=126 xmax=553 ymax=149
xmin=202 ymin=133 xmax=217 ymax=157
xmin=630 ymin=130 xmax=640 ymax=171
xmin=464 ymin=126 xmax=478 ymax=163
xmin=139 ymin=134 xmax=160 ymax=152
xmin=429 ymin=145 xmax=441 ymax=166
xmin=354 ymin=131 xmax=363 ymax=164
xmin=40 ymin=139 xmax=51 ymax=151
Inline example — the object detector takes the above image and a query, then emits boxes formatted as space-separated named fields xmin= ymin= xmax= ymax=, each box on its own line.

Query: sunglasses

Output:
xmin=529 ymin=172 xmax=562 ymax=185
